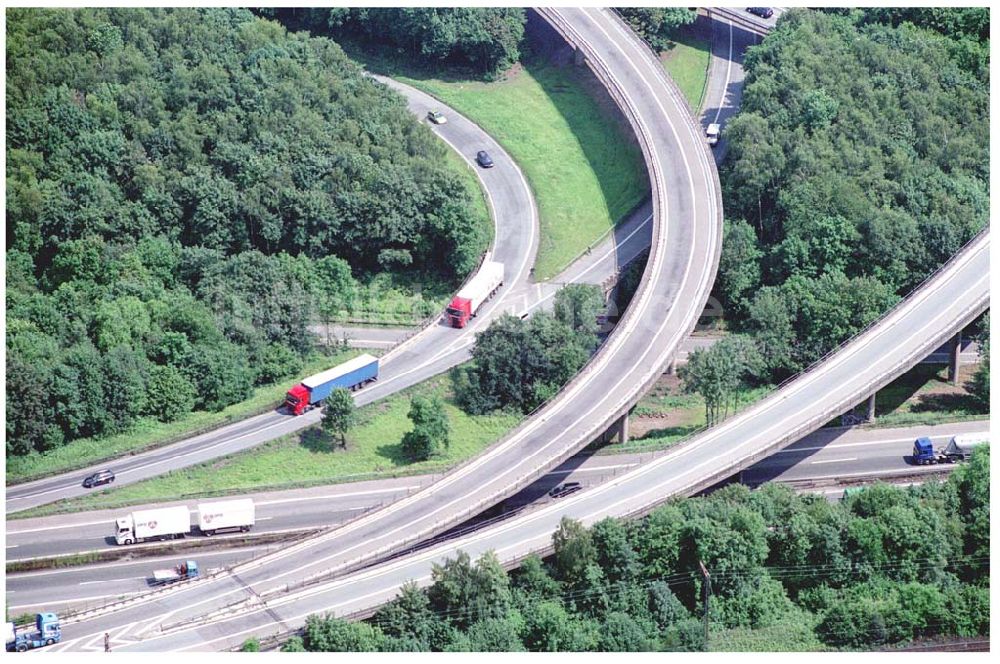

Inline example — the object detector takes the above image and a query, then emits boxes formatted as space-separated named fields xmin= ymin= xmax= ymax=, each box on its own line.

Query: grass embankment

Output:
xmin=868 ymin=364 xmax=988 ymax=428
xmin=20 ymin=372 xmax=522 ymax=517
xmin=403 ymin=62 xmax=647 ymax=279
xmin=344 ymin=41 xmax=648 ymax=281
xmin=712 ymin=608 xmax=830 ymax=652
xmin=5 ymin=350 xmax=359 ymax=485
xmin=660 ymin=30 xmax=712 ymax=113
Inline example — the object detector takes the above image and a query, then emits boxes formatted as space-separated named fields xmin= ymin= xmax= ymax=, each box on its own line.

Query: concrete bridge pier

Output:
xmin=614 ymin=413 xmax=630 ymax=444
xmin=948 ymin=332 xmax=963 ymax=385
xmin=865 ymin=393 xmax=877 ymax=422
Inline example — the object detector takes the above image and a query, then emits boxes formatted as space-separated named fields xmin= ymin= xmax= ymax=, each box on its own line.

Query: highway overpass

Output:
xmin=47 ymin=226 xmax=986 ymax=652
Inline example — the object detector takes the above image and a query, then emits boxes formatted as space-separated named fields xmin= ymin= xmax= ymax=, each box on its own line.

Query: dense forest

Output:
xmin=267 ymin=447 xmax=988 ymax=652
xmin=269 ymin=7 xmax=527 ymax=80
xmin=716 ymin=9 xmax=989 ymax=384
xmin=6 ymin=8 xmax=488 ymax=456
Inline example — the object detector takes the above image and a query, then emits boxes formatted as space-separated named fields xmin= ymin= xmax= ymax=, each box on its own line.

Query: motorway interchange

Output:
xmin=4 ymin=7 xmax=989 ymax=652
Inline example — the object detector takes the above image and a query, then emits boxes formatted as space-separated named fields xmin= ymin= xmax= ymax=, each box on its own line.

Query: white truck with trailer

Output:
xmin=114 ymin=499 xmax=256 ymax=544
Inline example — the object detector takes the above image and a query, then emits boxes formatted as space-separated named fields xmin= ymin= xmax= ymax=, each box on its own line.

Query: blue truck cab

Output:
xmin=6 ymin=613 xmax=61 ymax=652
xmin=912 ymin=437 xmax=935 ymax=464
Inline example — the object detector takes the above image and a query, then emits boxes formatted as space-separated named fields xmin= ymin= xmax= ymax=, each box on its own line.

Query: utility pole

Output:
xmin=698 ymin=561 xmax=712 ymax=651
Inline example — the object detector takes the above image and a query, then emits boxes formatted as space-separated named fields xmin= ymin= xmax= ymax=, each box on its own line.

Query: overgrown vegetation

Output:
xmin=717 ymin=9 xmax=989 ymax=384
xmin=617 ymin=8 xmax=697 ymax=51
xmin=6 ymin=8 xmax=490 ymax=460
xmin=453 ymin=285 xmax=605 ymax=415
xmin=278 ymin=446 xmax=988 ymax=652
xmin=284 ymin=8 xmax=527 ymax=80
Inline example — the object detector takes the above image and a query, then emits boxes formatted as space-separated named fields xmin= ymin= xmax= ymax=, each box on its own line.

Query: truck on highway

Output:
xmin=911 ymin=432 xmax=989 ymax=465
xmin=198 ymin=498 xmax=255 ymax=535
xmin=446 ymin=260 xmax=504 ymax=328
xmin=151 ymin=560 xmax=199 ymax=585
xmin=115 ymin=505 xmax=190 ymax=545
xmin=5 ymin=613 xmax=61 ymax=652
xmin=284 ymin=354 xmax=379 ymax=416
xmin=115 ymin=500 xmax=256 ymax=544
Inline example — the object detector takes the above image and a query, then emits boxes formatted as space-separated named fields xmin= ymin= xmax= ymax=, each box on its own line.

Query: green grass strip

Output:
xmin=18 ymin=372 xmax=522 ymax=517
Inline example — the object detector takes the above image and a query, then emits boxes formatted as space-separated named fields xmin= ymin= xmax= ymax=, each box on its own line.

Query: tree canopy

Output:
xmin=287 ymin=447 xmax=989 ymax=651
xmin=717 ymin=9 xmax=988 ymax=381
xmin=6 ymin=7 xmax=488 ymax=458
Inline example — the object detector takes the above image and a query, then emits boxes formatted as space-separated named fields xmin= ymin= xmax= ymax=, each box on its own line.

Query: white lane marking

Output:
xmin=810 ymin=457 xmax=857 ymax=465
xmin=79 ymin=577 xmax=145 ymax=586
xmin=255 ymin=485 xmax=421 ymax=507
xmin=712 ymin=20 xmax=734 ymax=125
xmin=8 ymin=545 xmax=271 ymax=579
xmin=6 ymin=545 xmax=18 ymax=549
xmin=6 ymin=593 xmax=143 ymax=610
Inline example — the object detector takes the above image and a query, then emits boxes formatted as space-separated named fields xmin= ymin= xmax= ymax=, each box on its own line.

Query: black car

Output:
xmin=746 ymin=7 xmax=774 ymax=19
xmin=476 ymin=150 xmax=494 ymax=168
xmin=548 ymin=482 xmax=582 ymax=499
xmin=83 ymin=469 xmax=115 ymax=488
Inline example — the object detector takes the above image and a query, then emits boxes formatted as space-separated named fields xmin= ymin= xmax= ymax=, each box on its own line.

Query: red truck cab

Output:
xmin=284 ymin=384 xmax=311 ymax=416
xmin=446 ymin=297 xmax=473 ymax=328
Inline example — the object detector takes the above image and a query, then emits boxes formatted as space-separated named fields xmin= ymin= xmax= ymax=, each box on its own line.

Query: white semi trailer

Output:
xmin=197 ymin=498 xmax=255 ymax=535
xmin=114 ymin=499 xmax=256 ymax=544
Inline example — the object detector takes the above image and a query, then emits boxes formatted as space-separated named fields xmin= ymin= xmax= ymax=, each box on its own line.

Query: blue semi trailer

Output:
xmin=912 ymin=433 xmax=989 ymax=465
xmin=284 ymin=353 xmax=379 ymax=415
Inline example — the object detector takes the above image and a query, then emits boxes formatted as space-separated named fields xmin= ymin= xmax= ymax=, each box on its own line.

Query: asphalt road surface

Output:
xmin=9 ymin=421 xmax=986 ymax=613
xmin=36 ymin=7 xmax=726 ymax=649
xmin=44 ymin=229 xmax=984 ymax=652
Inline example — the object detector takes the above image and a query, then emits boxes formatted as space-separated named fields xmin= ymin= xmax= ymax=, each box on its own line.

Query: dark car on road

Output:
xmin=746 ymin=7 xmax=774 ymax=19
xmin=83 ymin=469 xmax=115 ymax=488
xmin=548 ymin=481 xmax=582 ymax=499
xmin=476 ymin=150 xmax=494 ymax=168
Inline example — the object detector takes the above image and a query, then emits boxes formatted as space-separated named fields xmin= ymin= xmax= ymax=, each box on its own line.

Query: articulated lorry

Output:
xmin=446 ymin=260 xmax=504 ymax=328
xmin=285 ymin=354 xmax=379 ymax=416
xmin=911 ymin=432 xmax=989 ymax=465
xmin=114 ymin=499 xmax=256 ymax=544
xmin=6 ymin=613 xmax=60 ymax=652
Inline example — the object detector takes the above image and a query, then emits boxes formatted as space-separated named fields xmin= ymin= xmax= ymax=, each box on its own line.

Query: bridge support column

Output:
xmin=665 ymin=356 xmax=678 ymax=375
xmin=865 ymin=393 xmax=877 ymax=422
xmin=615 ymin=413 xmax=630 ymax=445
xmin=573 ymin=47 xmax=586 ymax=67
xmin=948 ymin=332 xmax=962 ymax=385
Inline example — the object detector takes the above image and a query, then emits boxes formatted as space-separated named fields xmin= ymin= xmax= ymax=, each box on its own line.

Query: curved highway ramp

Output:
xmin=45 ymin=6 xmax=725 ymax=649
xmin=59 ymin=233 xmax=987 ymax=654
